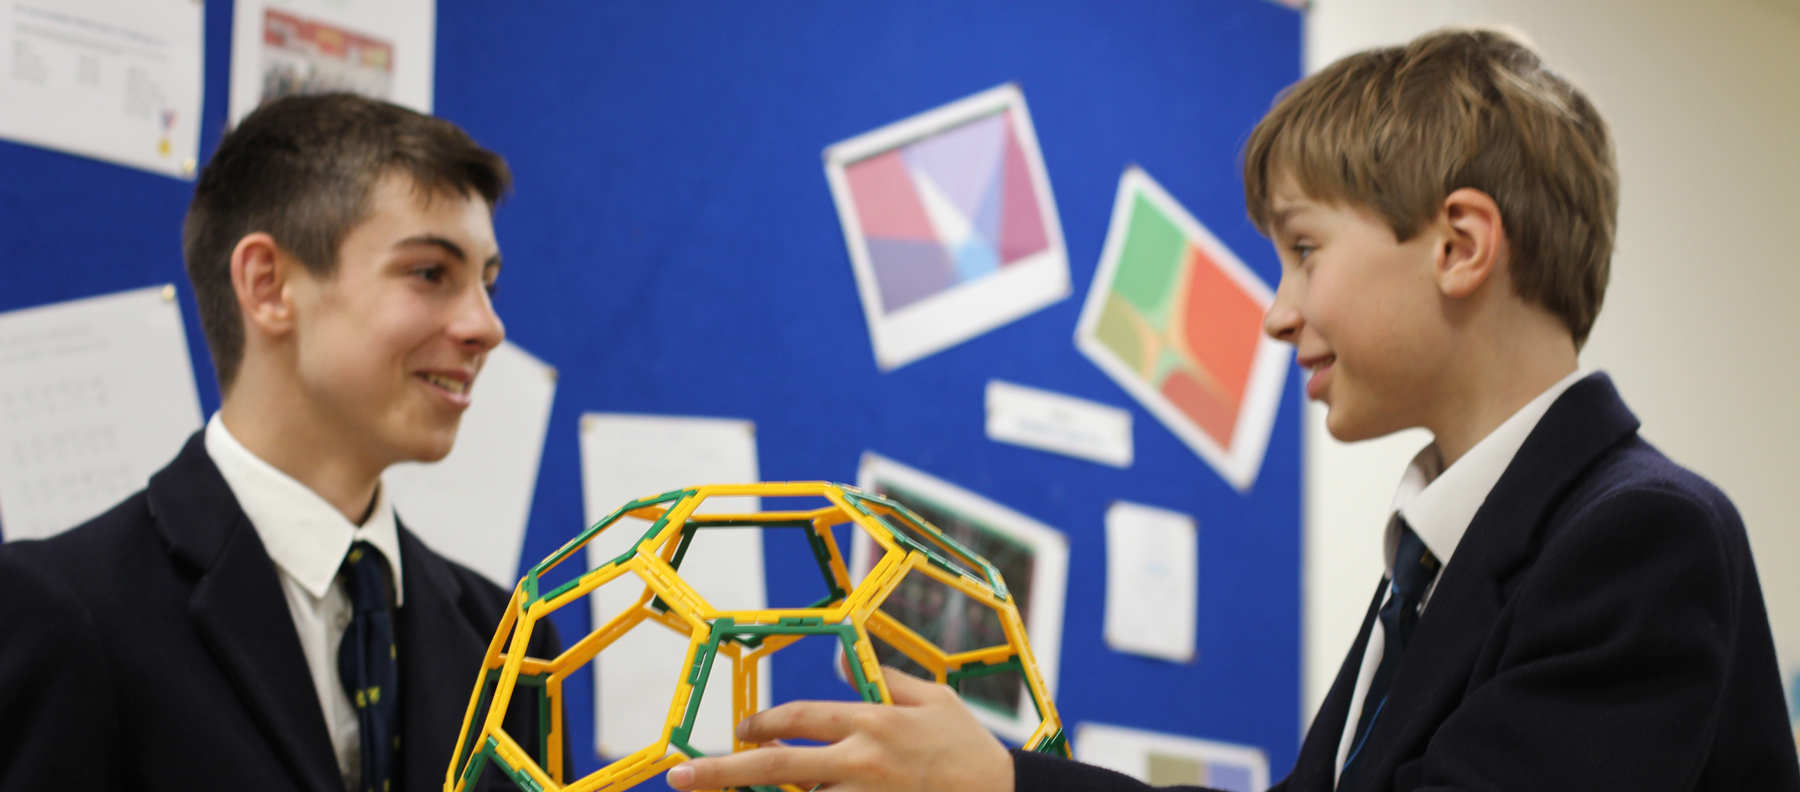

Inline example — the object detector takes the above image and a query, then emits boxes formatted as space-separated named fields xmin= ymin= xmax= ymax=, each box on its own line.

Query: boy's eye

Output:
xmin=484 ymin=280 xmax=499 ymax=298
xmin=412 ymin=264 xmax=447 ymax=284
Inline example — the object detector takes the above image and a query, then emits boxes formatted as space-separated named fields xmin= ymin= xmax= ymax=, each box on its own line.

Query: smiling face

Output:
xmin=1260 ymin=173 xmax=1452 ymax=443
xmin=287 ymin=173 xmax=504 ymax=466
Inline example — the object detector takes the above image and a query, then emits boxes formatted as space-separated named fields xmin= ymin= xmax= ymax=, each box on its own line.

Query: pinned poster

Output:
xmin=1074 ymin=722 xmax=1269 ymax=792
xmin=1103 ymin=501 xmax=1197 ymax=663
xmin=852 ymin=452 xmax=1068 ymax=744
xmin=384 ymin=341 xmax=557 ymax=588
xmin=0 ymin=0 xmax=203 ymax=178
xmin=0 ymin=286 xmax=203 ymax=541
xmin=825 ymin=83 xmax=1069 ymax=370
xmin=578 ymin=413 xmax=766 ymax=759
xmin=229 ymin=0 xmax=435 ymax=125
xmin=1075 ymin=167 xmax=1290 ymax=491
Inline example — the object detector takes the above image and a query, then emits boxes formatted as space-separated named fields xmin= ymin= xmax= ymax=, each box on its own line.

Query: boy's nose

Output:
xmin=453 ymin=286 xmax=505 ymax=353
xmin=1263 ymin=278 xmax=1302 ymax=343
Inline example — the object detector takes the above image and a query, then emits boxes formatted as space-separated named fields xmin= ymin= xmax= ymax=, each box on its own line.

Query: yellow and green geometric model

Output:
xmin=445 ymin=481 xmax=1069 ymax=792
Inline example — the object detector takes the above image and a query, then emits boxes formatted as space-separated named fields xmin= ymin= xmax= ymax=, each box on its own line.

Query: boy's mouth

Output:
xmin=422 ymin=373 xmax=469 ymax=394
xmin=1301 ymin=355 xmax=1334 ymax=400
xmin=417 ymin=371 xmax=473 ymax=399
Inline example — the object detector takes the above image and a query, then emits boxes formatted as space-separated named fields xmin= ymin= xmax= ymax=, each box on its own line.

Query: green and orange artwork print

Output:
xmin=1075 ymin=167 xmax=1290 ymax=490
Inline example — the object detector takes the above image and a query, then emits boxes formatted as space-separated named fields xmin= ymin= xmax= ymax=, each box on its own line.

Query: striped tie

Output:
xmin=339 ymin=542 xmax=401 ymax=792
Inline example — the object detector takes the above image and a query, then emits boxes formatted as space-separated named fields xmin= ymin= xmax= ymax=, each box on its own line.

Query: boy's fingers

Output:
xmin=881 ymin=665 xmax=952 ymax=707
xmin=735 ymin=700 xmax=869 ymax=744
xmin=669 ymin=747 xmax=830 ymax=791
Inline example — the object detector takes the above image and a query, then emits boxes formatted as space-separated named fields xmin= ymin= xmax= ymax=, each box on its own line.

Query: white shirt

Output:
xmin=1333 ymin=370 xmax=1586 ymax=784
xmin=205 ymin=414 xmax=405 ymax=792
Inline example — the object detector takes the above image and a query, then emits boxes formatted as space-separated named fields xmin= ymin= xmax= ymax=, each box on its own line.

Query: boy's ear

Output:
xmin=1435 ymin=188 xmax=1506 ymax=299
xmin=230 ymin=232 xmax=298 ymax=338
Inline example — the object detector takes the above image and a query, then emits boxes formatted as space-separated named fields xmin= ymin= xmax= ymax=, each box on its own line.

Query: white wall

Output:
xmin=1300 ymin=0 xmax=1800 ymax=736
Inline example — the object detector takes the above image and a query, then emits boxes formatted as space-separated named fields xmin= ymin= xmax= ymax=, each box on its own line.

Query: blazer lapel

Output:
xmin=151 ymin=434 xmax=342 ymax=792
xmin=393 ymin=524 xmax=493 ymax=791
xmin=1339 ymin=373 xmax=1642 ymax=791
xmin=1282 ymin=579 xmax=1390 ymax=792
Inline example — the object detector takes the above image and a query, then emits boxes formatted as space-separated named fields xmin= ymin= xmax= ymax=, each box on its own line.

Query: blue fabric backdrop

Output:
xmin=0 ymin=0 xmax=1304 ymax=778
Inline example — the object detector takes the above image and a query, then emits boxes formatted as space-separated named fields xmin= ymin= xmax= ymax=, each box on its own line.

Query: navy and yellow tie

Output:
xmin=339 ymin=541 xmax=400 ymax=792
xmin=1339 ymin=518 xmax=1439 ymax=786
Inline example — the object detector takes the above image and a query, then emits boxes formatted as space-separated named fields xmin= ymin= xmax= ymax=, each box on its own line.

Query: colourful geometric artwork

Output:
xmin=826 ymin=84 xmax=1069 ymax=370
xmin=1075 ymin=168 xmax=1290 ymax=491
xmin=842 ymin=109 xmax=1048 ymax=313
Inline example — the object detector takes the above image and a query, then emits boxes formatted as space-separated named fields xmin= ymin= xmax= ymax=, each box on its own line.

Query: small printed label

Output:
xmin=985 ymin=379 xmax=1132 ymax=468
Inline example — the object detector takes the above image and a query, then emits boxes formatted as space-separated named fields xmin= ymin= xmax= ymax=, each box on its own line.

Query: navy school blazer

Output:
xmin=1014 ymin=373 xmax=1799 ymax=791
xmin=0 ymin=433 xmax=564 ymax=792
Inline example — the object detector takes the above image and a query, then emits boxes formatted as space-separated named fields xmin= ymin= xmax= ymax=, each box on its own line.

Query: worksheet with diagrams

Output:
xmin=0 ymin=286 xmax=203 ymax=541
xmin=0 ymin=0 xmax=203 ymax=177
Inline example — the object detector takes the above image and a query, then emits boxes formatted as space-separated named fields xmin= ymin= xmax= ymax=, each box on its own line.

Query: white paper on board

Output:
xmin=1073 ymin=722 xmax=1269 ymax=792
xmin=383 ymin=341 xmax=556 ymax=588
xmin=578 ymin=413 xmax=766 ymax=759
xmin=0 ymin=286 xmax=203 ymax=542
xmin=986 ymin=379 xmax=1132 ymax=468
xmin=0 ymin=0 xmax=203 ymax=178
xmin=852 ymin=452 xmax=1068 ymax=744
xmin=229 ymin=0 xmax=435 ymax=126
xmin=1103 ymin=501 xmax=1197 ymax=663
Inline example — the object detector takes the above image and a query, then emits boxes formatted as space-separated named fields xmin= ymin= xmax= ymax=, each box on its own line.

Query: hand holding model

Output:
xmin=667 ymin=669 xmax=1013 ymax=792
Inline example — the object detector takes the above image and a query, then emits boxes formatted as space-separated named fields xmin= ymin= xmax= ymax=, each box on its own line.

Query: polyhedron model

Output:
xmin=445 ymin=481 xmax=1069 ymax=792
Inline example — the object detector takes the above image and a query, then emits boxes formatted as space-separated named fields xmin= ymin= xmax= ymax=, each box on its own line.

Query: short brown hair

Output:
xmin=183 ymin=93 xmax=511 ymax=391
xmin=1243 ymin=28 xmax=1616 ymax=346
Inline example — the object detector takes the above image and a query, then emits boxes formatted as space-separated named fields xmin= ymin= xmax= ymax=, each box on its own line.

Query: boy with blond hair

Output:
xmin=666 ymin=28 xmax=1800 ymax=792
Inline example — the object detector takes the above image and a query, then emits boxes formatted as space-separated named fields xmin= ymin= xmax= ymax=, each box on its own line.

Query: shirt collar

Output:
xmin=1386 ymin=369 xmax=1588 ymax=575
xmin=204 ymin=413 xmax=404 ymax=605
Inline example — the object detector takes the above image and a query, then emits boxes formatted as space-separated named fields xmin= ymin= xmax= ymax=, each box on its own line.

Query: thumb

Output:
xmin=880 ymin=666 xmax=944 ymax=706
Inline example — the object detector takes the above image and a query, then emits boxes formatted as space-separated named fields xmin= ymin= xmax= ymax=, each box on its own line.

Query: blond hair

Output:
xmin=1243 ymin=28 xmax=1616 ymax=346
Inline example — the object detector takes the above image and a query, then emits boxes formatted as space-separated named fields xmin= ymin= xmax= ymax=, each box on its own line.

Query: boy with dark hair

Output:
xmin=664 ymin=28 xmax=1800 ymax=792
xmin=0 ymin=93 xmax=558 ymax=792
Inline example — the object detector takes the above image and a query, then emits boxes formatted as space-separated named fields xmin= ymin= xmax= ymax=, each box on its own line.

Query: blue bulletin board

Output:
xmin=0 ymin=0 xmax=1304 ymax=778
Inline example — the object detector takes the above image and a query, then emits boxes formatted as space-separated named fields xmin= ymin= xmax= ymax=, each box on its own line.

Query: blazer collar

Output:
xmin=147 ymin=433 xmax=343 ymax=792
xmin=1448 ymin=371 xmax=1640 ymax=583
xmin=393 ymin=522 xmax=492 ymax=790
xmin=204 ymin=414 xmax=406 ymax=605
xmin=1333 ymin=372 xmax=1641 ymax=791
xmin=1393 ymin=369 xmax=1588 ymax=577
